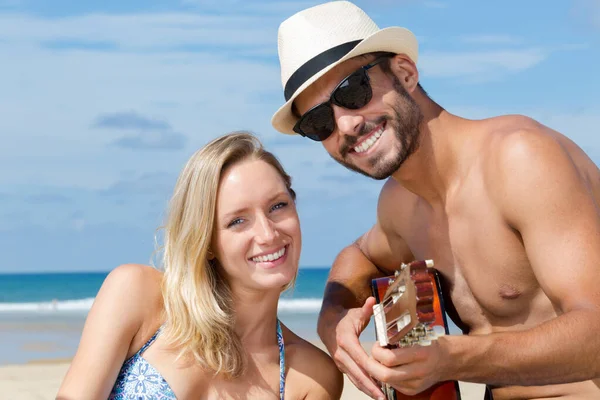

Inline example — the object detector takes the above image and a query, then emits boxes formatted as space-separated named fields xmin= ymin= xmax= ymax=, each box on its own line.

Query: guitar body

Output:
xmin=371 ymin=260 xmax=461 ymax=400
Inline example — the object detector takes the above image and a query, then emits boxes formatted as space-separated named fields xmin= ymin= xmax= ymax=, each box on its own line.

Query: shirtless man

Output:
xmin=270 ymin=2 xmax=600 ymax=399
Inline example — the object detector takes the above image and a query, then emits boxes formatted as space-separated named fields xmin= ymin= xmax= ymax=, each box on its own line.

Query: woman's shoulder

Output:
xmin=283 ymin=327 xmax=344 ymax=399
xmin=99 ymin=264 xmax=165 ymax=325
xmin=103 ymin=264 xmax=164 ymax=303
xmin=97 ymin=264 xmax=166 ymax=354
xmin=55 ymin=264 xmax=165 ymax=398
xmin=106 ymin=263 xmax=163 ymax=286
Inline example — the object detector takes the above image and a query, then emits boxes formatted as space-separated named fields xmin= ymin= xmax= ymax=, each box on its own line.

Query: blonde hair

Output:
xmin=158 ymin=131 xmax=296 ymax=378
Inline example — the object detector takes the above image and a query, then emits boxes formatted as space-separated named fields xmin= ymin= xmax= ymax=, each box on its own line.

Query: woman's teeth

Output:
xmin=252 ymin=247 xmax=286 ymax=263
xmin=354 ymin=126 xmax=384 ymax=153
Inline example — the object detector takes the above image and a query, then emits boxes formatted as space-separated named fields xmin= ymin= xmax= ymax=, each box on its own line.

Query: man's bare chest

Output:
xmin=396 ymin=198 xmax=551 ymax=333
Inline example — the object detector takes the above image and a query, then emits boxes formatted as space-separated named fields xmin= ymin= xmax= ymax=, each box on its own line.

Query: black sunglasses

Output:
xmin=293 ymin=57 xmax=389 ymax=141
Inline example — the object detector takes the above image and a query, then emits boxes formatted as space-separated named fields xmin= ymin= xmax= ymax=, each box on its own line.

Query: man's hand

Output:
xmin=369 ymin=338 xmax=449 ymax=396
xmin=320 ymin=296 xmax=387 ymax=399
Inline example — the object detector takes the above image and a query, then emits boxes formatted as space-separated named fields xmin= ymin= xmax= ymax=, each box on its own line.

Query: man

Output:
xmin=270 ymin=1 xmax=600 ymax=400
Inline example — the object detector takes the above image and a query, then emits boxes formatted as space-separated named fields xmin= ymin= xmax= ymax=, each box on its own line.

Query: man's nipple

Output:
xmin=498 ymin=284 xmax=522 ymax=300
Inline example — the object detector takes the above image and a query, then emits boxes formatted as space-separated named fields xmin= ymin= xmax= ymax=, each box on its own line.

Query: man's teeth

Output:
xmin=252 ymin=247 xmax=286 ymax=263
xmin=354 ymin=126 xmax=384 ymax=153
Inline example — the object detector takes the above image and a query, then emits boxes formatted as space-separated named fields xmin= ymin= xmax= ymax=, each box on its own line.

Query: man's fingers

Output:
xmin=336 ymin=349 xmax=385 ymax=399
xmin=338 ymin=323 xmax=371 ymax=366
xmin=336 ymin=324 xmax=387 ymax=398
xmin=371 ymin=342 xmax=422 ymax=367
xmin=360 ymin=296 xmax=376 ymax=324
xmin=340 ymin=329 xmax=392 ymax=383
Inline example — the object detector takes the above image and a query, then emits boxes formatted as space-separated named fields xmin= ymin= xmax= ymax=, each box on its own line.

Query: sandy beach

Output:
xmin=0 ymin=358 xmax=486 ymax=399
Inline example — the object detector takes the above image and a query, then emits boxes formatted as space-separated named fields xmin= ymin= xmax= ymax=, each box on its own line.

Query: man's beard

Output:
xmin=333 ymin=79 xmax=423 ymax=180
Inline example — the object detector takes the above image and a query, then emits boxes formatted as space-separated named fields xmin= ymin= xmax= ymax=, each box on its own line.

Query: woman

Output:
xmin=57 ymin=132 xmax=343 ymax=399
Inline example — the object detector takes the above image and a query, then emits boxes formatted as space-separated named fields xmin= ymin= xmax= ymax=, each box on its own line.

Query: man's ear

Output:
xmin=389 ymin=54 xmax=420 ymax=93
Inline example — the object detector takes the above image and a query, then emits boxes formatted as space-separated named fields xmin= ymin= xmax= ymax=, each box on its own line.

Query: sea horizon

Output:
xmin=0 ymin=264 xmax=333 ymax=275
xmin=0 ymin=267 xmax=354 ymax=364
xmin=0 ymin=267 xmax=332 ymax=309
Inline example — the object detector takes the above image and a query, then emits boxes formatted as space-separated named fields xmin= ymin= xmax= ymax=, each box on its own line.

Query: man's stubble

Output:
xmin=332 ymin=77 xmax=423 ymax=180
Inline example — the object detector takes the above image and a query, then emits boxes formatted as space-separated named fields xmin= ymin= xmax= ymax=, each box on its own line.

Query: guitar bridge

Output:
xmin=398 ymin=323 xmax=445 ymax=347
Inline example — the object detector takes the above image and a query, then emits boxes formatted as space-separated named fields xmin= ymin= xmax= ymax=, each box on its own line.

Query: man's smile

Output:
xmin=350 ymin=121 xmax=386 ymax=155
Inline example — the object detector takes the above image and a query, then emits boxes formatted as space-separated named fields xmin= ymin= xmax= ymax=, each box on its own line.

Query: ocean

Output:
xmin=0 ymin=268 xmax=377 ymax=365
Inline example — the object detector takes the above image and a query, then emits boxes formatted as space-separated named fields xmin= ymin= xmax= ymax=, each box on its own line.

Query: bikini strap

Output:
xmin=135 ymin=324 xmax=164 ymax=357
xmin=277 ymin=319 xmax=286 ymax=400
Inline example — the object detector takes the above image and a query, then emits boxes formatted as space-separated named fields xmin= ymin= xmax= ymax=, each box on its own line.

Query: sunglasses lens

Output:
xmin=295 ymin=103 xmax=334 ymax=141
xmin=294 ymin=67 xmax=375 ymax=141
xmin=332 ymin=70 xmax=372 ymax=109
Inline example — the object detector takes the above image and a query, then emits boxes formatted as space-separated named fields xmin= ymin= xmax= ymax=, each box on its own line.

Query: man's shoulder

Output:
xmin=477 ymin=114 xmax=566 ymax=171
xmin=483 ymin=114 xmax=540 ymax=132
xmin=478 ymin=114 xmax=585 ymax=205
xmin=479 ymin=113 xmax=573 ymax=145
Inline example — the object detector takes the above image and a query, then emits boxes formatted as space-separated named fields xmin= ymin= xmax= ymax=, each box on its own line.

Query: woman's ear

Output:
xmin=207 ymin=248 xmax=215 ymax=260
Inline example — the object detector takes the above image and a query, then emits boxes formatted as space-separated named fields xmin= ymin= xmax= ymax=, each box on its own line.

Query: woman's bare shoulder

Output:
xmin=56 ymin=264 xmax=166 ymax=399
xmin=104 ymin=263 xmax=165 ymax=332
xmin=104 ymin=263 xmax=163 ymax=307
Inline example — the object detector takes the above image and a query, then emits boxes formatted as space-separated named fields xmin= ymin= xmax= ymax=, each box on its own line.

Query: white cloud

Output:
xmin=458 ymin=34 xmax=522 ymax=45
xmin=0 ymin=32 xmax=282 ymax=188
xmin=365 ymin=0 xmax=447 ymax=8
xmin=0 ymin=12 xmax=279 ymax=50
xmin=0 ymin=9 xmax=387 ymax=198
xmin=181 ymin=0 xmax=320 ymax=15
xmin=419 ymin=48 xmax=548 ymax=81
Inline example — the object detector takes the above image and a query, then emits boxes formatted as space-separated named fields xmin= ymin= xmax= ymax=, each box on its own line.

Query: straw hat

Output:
xmin=271 ymin=1 xmax=419 ymax=135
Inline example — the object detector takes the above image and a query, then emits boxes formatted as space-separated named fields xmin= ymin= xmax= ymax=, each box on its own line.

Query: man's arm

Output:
xmin=369 ymin=128 xmax=600 ymax=393
xmin=317 ymin=178 xmax=414 ymax=399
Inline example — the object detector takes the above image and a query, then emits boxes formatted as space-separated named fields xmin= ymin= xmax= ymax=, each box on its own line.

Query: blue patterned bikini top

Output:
xmin=109 ymin=319 xmax=286 ymax=399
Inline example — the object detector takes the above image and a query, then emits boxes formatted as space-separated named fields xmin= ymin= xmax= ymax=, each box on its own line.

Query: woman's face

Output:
xmin=212 ymin=158 xmax=301 ymax=292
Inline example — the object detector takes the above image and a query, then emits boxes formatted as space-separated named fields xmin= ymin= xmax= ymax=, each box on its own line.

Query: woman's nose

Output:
xmin=255 ymin=215 xmax=278 ymax=244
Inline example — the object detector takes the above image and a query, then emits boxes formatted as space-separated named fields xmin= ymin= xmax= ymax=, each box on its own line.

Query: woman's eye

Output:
xmin=271 ymin=202 xmax=288 ymax=212
xmin=227 ymin=218 xmax=243 ymax=228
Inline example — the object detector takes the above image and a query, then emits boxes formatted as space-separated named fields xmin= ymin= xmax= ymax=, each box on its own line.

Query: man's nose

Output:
xmin=333 ymin=105 xmax=364 ymax=136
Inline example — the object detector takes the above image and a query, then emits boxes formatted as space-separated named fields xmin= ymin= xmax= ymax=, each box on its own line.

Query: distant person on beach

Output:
xmin=56 ymin=132 xmax=343 ymax=399
xmin=270 ymin=2 xmax=600 ymax=399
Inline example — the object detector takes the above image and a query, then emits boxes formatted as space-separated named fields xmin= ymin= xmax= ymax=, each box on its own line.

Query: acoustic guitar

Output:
xmin=371 ymin=259 xmax=461 ymax=400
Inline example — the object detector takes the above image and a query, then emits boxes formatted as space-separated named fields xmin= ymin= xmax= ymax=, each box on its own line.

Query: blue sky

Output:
xmin=0 ymin=0 xmax=598 ymax=273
